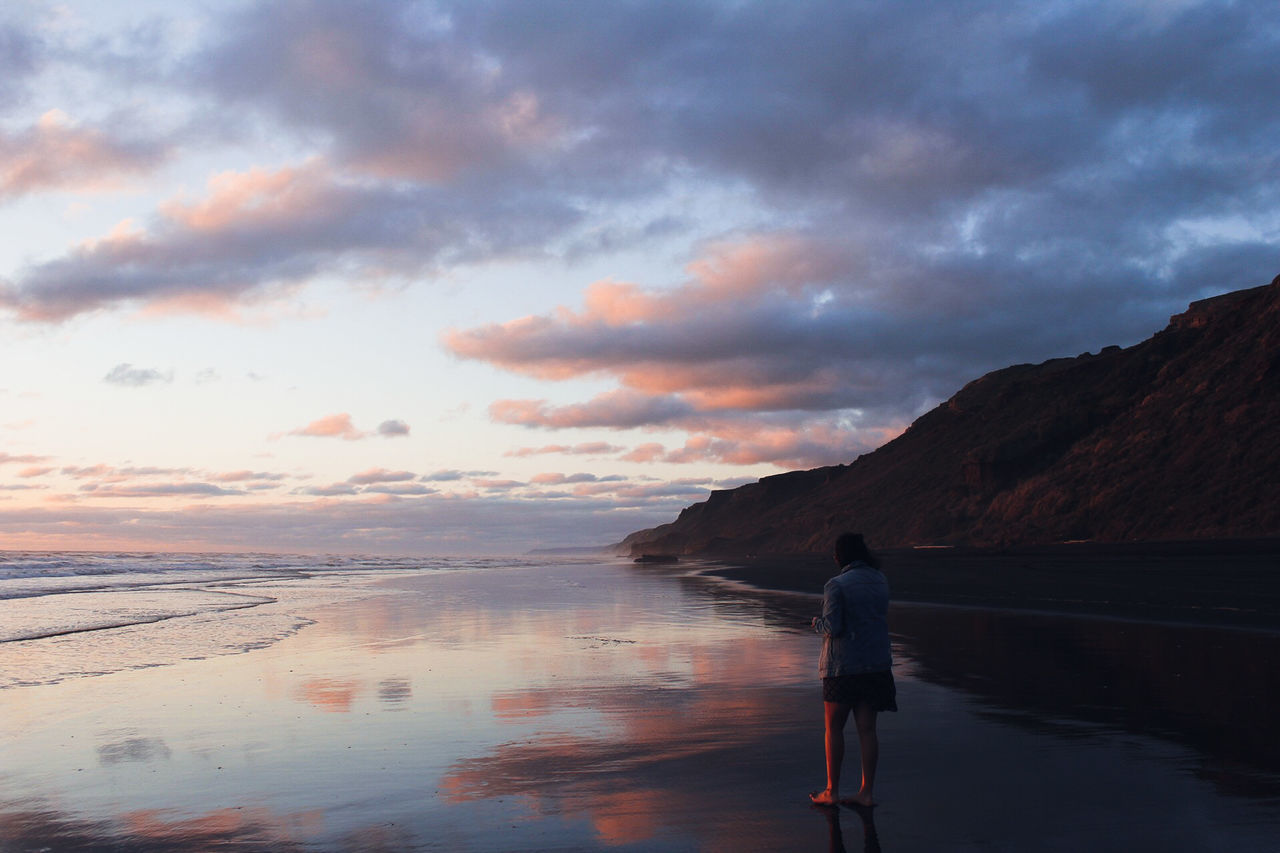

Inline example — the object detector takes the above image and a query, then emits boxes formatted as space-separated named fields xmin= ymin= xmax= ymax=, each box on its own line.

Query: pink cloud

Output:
xmin=442 ymin=233 xmax=847 ymax=380
xmin=686 ymin=234 xmax=851 ymax=298
xmin=60 ymin=464 xmax=115 ymax=478
xmin=505 ymin=442 xmax=624 ymax=458
xmin=473 ymin=479 xmax=525 ymax=490
xmin=161 ymin=161 xmax=334 ymax=233
xmin=653 ymin=420 xmax=903 ymax=469
xmin=3 ymin=147 xmax=581 ymax=322
xmin=490 ymin=392 xmax=694 ymax=430
xmin=289 ymin=413 xmax=366 ymax=441
xmin=487 ymin=393 xmax=901 ymax=467
xmin=443 ymin=232 xmax=941 ymax=467
xmin=571 ymin=481 xmax=712 ymax=500
xmin=0 ymin=111 xmax=167 ymax=199
xmin=17 ymin=466 xmax=54 ymax=478
xmin=0 ymin=453 xmax=51 ymax=465
xmin=445 ymin=235 xmax=899 ymax=420
xmin=529 ymin=472 xmax=611 ymax=486
xmin=620 ymin=443 xmax=665 ymax=463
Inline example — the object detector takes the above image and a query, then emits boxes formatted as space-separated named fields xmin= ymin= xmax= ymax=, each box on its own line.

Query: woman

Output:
xmin=809 ymin=532 xmax=896 ymax=807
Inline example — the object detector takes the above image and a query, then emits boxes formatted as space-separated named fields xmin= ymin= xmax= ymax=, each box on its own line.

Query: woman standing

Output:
xmin=809 ymin=532 xmax=897 ymax=807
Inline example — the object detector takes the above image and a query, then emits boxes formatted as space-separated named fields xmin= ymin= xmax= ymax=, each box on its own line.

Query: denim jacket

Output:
xmin=813 ymin=561 xmax=892 ymax=677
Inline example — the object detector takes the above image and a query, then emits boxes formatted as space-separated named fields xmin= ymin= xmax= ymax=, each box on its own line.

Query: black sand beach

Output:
xmin=2 ymin=556 xmax=1278 ymax=851
xmin=703 ymin=539 xmax=1280 ymax=629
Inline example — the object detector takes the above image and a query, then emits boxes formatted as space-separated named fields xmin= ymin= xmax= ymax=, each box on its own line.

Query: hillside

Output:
xmin=622 ymin=274 xmax=1280 ymax=555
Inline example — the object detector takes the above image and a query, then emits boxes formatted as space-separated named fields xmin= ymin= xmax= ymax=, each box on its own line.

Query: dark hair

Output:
xmin=834 ymin=532 xmax=880 ymax=569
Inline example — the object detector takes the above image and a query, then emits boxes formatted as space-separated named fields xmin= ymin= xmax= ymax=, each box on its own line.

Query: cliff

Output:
xmin=622 ymin=274 xmax=1280 ymax=555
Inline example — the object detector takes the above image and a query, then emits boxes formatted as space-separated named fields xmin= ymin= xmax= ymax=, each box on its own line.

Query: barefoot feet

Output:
xmin=846 ymin=789 xmax=876 ymax=807
xmin=810 ymin=787 xmax=877 ymax=807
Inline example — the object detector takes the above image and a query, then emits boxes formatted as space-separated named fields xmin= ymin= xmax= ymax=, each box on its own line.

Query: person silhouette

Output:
xmin=809 ymin=533 xmax=896 ymax=807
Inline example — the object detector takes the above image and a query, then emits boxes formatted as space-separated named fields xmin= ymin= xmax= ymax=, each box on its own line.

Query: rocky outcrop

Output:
xmin=622 ymin=275 xmax=1280 ymax=555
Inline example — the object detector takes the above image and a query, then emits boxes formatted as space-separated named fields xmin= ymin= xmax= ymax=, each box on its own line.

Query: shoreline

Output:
xmin=691 ymin=538 xmax=1280 ymax=630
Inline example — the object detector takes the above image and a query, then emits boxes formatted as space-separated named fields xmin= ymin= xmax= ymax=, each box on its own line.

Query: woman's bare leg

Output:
xmin=849 ymin=701 xmax=879 ymax=806
xmin=810 ymin=701 xmax=851 ymax=805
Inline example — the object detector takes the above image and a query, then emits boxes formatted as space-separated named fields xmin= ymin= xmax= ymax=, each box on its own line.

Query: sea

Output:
xmin=0 ymin=550 xmax=528 ymax=689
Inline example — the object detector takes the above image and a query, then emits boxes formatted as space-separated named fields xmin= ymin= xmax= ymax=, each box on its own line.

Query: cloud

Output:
xmin=288 ymin=413 xmax=365 ymax=440
xmin=104 ymin=363 xmax=173 ymax=387
xmin=17 ymin=466 xmax=53 ymax=478
xmin=0 ymin=22 xmax=40 ymax=109
xmin=79 ymin=482 xmax=243 ymax=499
xmin=432 ymin=0 xmax=1280 ymax=464
xmin=297 ymin=482 xmax=360 ymax=497
xmin=490 ymin=392 xmax=697 ymax=430
xmin=473 ymin=478 xmax=525 ymax=491
xmin=0 ymin=110 xmax=168 ymax=201
xmin=60 ymin=464 xmax=115 ymax=478
xmin=448 ymin=236 xmax=944 ymax=465
xmin=347 ymin=468 xmax=415 ymax=485
xmin=422 ymin=469 xmax=466 ymax=482
xmin=4 ymin=0 xmax=1279 ymax=486
xmin=421 ymin=469 xmax=496 ymax=482
xmin=620 ymin=443 xmax=665 ymax=464
xmin=186 ymin=0 xmax=573 ymax=181
xmin=1 ymin=157 xmax=580 ymax=321
xmin=0 ymin=453 xmax=50 ymax=465
xmin=7 ymin=0 xmax=1273 ymax=347
xmin=528 ymin=472 xmax=622 ymax=486
xmin=362 ymin=483 xmax=438 ymax=496
xmin=505 ymin=442 xmax=625 ymax=458
xmin=0 ymin=489 xmax=687 ymax=554
xmin=61 ymin=465 xmax=196 ymax=482
xmin=647 ymin=419 xmax=900 ymax=469
xmin=209 ymin=470 xmax=286 ymax=483
xmin=376 ymin=419 xmax=410 ymax=437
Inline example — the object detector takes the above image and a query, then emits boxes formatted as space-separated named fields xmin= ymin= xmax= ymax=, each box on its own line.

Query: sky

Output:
xmin=0 ymin=0 xmax=1277 ymax=555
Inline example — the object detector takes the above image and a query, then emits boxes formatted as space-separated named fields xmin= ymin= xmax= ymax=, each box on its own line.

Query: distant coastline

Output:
xmin=692 ymin=538 xmax=1280 ymax=631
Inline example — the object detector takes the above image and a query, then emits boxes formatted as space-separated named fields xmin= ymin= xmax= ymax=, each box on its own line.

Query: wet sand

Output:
xmin=705 ymin=539 xmax=1280 ymax=629
xmin=2 ymin=558 xmax=1279 ymax=851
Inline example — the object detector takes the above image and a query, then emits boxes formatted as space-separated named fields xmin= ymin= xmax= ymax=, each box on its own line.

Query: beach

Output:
xmin=2 ymin=555 xmax=1279 ymax=851
xmin=706 ymin=540 xmax=1280 ymax=629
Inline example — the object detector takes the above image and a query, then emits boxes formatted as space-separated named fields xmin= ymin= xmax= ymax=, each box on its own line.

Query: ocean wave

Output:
xmin=0 ymin=552 xmax=592 ymax=688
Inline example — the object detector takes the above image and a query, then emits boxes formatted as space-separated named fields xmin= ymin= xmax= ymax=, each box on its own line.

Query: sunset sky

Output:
xmin=1 ymin=0 xmax=1277 ymax=554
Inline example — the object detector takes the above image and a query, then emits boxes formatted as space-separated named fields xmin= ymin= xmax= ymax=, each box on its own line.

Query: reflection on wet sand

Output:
xmin=683 ymin=562 xmax=1280 ymax=797
xmin=97 ymin=735 xmax=172 ymax=765
xmin=442 ymin=678 xmax=819 ymax=847
xmin=889 ymin=604 xmax=1280 ymax=796
xmin=377 ymin=677 xmax=412 ymax=707
xmin=0 ymin=800 xmax=323 ymax=852
xmin=295 ymin=677 xmax=363 ymax=712
xmin=818 ymin=804 xmax=882 ymax=853
xmin=2 ymin=559 xmax=1278 ymax=851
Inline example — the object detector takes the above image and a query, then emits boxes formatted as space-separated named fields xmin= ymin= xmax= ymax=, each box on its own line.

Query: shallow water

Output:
xmin=1 ymin=557 xmax=1277 ymax=851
